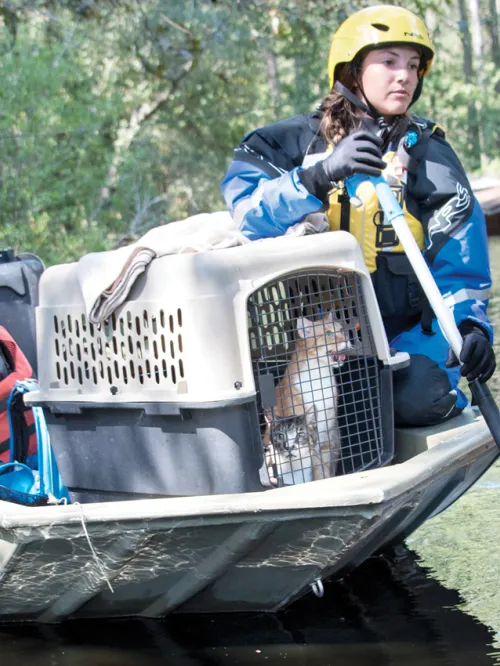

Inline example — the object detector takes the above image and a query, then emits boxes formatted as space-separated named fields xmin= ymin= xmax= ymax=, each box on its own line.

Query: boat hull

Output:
xmin=0 ymin=409 xmax=497 ymax=623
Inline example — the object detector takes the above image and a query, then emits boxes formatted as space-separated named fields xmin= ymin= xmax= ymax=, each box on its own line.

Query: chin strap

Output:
xmin=334 ymin=81 xmax=372 ymax=115
xmin=333 ymin=80 xmax=403 ymax=150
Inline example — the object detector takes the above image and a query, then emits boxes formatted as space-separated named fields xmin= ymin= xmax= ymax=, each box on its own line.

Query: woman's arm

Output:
xmin=415 ymin=135 xmax=493 ymax=340
xmin=220 ymin=130 xmax=324 ymax=241
xmin=221 ymin=124 xmax=387 ymax=241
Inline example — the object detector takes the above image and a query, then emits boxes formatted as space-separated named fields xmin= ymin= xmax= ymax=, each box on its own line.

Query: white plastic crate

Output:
xmin=31 ymin=231 xmax=391 ymax=405
xmin=27 ymin=231 xmax=398 ymax=499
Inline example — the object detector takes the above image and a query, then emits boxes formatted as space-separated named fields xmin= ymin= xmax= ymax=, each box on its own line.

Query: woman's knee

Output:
xmin=393 ymin=354 xmax=462 ymax=427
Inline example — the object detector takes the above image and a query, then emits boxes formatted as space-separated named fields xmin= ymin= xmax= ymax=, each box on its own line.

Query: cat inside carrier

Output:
xmin=247 ymin=268 xmax=394 ymax=487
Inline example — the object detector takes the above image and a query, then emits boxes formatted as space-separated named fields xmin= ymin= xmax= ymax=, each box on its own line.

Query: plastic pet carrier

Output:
xmin=27 ymin=231 xmax=404 ymax=502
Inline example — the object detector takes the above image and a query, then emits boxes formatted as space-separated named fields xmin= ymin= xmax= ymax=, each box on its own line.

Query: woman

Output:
xmin=221 ymin=5 xmax=495 ymax=426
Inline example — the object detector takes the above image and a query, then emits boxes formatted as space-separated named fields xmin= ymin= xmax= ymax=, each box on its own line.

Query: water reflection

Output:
xmin=409 ymin=236 xmax=500 ymax=647
xmin=0 ymin=546 xmax=497 ymax=666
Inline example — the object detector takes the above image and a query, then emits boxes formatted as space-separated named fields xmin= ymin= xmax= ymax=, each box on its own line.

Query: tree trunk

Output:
xmin=468 ymin=0 xmax=487 ymax=165
xmin=457 ymin=0 xmax=482 ymax=169
xmin=266 ymin=8 xmax=280 ymax=118
xmin=294 ymin=53 xmax=310 ymax=113
xmin=266 ymin=50 xmax=280 ymax=117
xmin=95 ymin=63 xmax=192 ymax=218
xmin=488 ymin=0 xmax=500 ymax=67
xmin=469 ymin=0 xmax=484 ymax=76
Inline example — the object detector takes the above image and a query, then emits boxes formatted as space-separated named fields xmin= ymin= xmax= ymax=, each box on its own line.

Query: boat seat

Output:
xmin=393 ymin=406 xmax=483 ymax=463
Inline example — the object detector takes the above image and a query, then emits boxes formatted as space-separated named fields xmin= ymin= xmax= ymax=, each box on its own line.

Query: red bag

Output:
xmin=0 ymin=326 xmax=37 ymax=463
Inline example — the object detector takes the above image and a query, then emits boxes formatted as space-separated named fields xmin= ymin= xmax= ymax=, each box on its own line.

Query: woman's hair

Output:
xmin=319 ymin=64 xmax=361 ymax=146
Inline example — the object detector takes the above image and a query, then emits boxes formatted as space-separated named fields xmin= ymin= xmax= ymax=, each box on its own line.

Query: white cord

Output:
xmin=74 ymin=502 xmax=114 ymax=593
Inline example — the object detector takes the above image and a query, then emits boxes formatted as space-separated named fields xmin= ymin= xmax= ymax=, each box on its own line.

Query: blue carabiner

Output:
xmin=345 ymin=174 xmax=405 ymax=225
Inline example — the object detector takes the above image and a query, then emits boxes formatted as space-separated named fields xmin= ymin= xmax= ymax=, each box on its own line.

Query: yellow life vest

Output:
xmin=326 ymin=150 xmax=425 ymax=273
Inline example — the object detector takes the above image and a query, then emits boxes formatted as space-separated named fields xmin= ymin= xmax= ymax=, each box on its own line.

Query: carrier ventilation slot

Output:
xmin=247 ymin=269 xmax=384 ymax=486
xmin=52 ymin=307 xmax=184 ymax=392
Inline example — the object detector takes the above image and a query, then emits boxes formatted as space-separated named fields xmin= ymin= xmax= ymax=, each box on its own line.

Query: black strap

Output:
xmin=421 ymin=298 xmax=435 ymax=336
xmin=9 ymin=392 xmax=30 ymax=463
xmin=338 ymin=190 xmax=351 ymax=232
xmin=334 ymin=81 xmax=372 ymax=116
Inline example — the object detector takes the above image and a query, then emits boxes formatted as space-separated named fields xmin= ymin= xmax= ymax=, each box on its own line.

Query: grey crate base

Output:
xmin=42 ymin=401 xmax=265 ymax=503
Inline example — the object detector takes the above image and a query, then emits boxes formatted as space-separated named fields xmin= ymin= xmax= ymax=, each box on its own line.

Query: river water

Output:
xmin=2 ymin=238 xmax=500 ymax=665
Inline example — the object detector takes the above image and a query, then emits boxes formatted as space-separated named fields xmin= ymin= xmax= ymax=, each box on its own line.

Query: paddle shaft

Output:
xmin=373 ymin=180 xmax=463 ymax=356
xmin=347 ymin=175 xmax=500 ymax=450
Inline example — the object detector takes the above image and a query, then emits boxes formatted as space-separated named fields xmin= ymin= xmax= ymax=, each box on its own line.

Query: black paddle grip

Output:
xmin=469 ymin=380 xmax=500 ymax=451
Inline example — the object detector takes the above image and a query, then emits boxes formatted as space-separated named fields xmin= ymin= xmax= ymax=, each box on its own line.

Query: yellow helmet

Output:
xmin=328 ymin=5 xmax=434 ymax=89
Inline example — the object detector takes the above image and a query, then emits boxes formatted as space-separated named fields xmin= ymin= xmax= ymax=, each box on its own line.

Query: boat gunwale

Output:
xmin=0 ymin=418 xmax=495 ymax=532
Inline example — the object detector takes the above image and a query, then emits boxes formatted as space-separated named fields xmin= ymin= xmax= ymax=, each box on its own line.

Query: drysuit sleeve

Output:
xmin=220 ymin=131 xmax=324 ymax=241
xmin=415 ymin=135 xmax=493 ymax=340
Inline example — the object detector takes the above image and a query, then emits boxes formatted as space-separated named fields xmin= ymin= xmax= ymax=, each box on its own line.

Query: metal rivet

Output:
xmin=310 ymin=579 xmax=324 ymax=598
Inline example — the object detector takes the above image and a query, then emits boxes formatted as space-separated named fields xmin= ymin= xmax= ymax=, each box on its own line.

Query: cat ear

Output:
xmin=305 ymin=408 xmax=317 ymax=425
xmin=323 ymin=309 xmax=334 ymax=324
xmin=297 ymin=316 xmax=315 ymax=339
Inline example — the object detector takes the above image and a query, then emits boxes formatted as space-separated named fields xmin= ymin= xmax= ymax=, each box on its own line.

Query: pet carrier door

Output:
xmin=247 ymin=269 xmax=392 ymax=487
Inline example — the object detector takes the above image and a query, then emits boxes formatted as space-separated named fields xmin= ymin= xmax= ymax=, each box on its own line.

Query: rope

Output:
xmin=73 ymin=501 xmax=115 ymax=594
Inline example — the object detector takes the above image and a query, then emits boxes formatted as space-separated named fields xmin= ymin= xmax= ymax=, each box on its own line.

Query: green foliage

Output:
xmin=0 ymin=15 xmax=124 ymax=263
xmin=412 ymin=0 xmax=500 ymax=171
xmin=0 ymin=0 xmax=497 ymax=266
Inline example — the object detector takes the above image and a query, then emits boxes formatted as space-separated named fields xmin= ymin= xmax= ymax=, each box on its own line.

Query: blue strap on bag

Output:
xmin=0 ymin=380 xmax=70 ymax=505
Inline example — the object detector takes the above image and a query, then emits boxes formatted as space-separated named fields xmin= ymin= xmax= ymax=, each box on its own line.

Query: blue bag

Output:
xmin=0 ymin=380 xmax=70 ymax=505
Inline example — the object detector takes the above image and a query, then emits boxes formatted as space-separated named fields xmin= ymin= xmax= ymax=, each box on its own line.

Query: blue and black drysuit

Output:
xmin=221 ymin=112 xmax=493 ymax=426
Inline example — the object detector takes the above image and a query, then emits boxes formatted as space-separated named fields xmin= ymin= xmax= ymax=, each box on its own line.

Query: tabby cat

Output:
xmin=263 ymin=410 xmax=318 ymax=485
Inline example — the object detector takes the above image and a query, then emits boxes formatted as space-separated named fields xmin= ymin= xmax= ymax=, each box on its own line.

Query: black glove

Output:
xmin=445 ymin=322 xmax=496 ymax=383
xmin=298 ymin=130 xmax=387 ymax=202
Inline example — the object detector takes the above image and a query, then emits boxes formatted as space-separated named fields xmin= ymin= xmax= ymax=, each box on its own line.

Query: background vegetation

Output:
xmin=0 ymin=0 xmax=498 ymax=265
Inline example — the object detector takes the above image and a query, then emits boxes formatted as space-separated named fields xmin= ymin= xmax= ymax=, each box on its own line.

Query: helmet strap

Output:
xmin=334 ymin=79 xmax=402 ymax=149
xmin=334 ymin=80 xmax=372 ymax=116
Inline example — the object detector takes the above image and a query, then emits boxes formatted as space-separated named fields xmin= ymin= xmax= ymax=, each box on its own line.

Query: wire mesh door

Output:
xmin=247 ymin=269 xmax=386 ymax=487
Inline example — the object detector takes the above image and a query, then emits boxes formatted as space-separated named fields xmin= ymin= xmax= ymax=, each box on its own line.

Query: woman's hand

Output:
xmin=321 ymin=130 xmax=387 ymax=183
xmin=445 ymin=323 xmax=496 ymax=383
xmin=298 ymin=130 xmax=387 ymax=202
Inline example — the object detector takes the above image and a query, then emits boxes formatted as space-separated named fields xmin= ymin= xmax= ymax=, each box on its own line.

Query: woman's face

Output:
xmin=357 ymin=46 xmax=421 ymax=117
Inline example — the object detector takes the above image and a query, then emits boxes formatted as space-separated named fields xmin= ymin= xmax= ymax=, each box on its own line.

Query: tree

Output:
xmin=456 ymin=0 xmax=482 ymax=168
xmin=487 ymin=0 xmax=500 ymax=68
xmin=0 ymin=0 xmax=497 ymax=267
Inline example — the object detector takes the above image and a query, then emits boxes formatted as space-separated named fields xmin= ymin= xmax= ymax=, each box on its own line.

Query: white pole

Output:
xmin=366 ymin=176 xmax=500 ymax=451
xmin=373 ymin=179 xmax=464 ymax=358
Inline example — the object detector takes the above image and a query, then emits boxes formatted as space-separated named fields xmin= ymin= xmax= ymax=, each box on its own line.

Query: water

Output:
xmin=3 ymin=239 xmax=500 ymax=665
xmin=1 ymin=548 xmax=498 ymax=664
